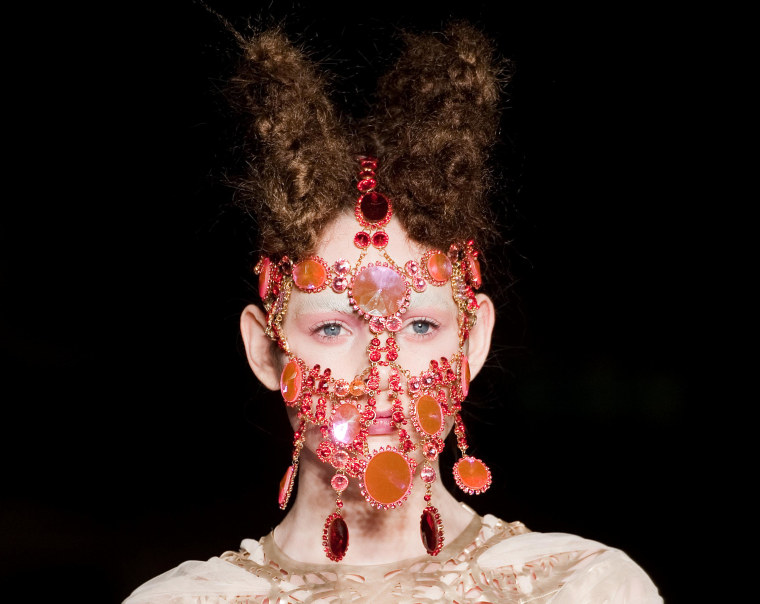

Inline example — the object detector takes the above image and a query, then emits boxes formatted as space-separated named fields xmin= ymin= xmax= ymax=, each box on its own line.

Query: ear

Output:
xmin=240 ymin=304 xmax=282 ymax=391
xmin=466 ymin=293 xmax=495 ymax=380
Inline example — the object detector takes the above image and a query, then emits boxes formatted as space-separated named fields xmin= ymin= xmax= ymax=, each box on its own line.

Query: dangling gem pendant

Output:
xmin=278 ymin=418 xmax=306 ymax=510
xmin=323 ymin=472 xmax=349 ymax=561
xmin=419 ymin=462 xmax=444 ymax=555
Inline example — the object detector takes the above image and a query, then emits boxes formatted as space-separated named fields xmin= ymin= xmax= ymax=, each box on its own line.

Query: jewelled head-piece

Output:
xmin=254 ymin=157 xmax=490 ymax=562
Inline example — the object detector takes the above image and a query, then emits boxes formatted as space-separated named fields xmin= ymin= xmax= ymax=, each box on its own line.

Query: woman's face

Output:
xmin=279 ymin=213 xmax=463 ymax=454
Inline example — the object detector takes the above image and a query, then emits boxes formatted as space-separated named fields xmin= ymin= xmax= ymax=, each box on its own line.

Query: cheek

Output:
xmin=395 ymin=324 xmax=461 ymax=374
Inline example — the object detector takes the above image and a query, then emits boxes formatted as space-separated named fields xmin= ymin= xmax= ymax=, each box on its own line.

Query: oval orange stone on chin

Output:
xmin=453 ymin=456 xmax=491 ymax=493
xmin=292 ymin=258 xmax=327 ymax=291
xmin=280 ymin=359 xmax=302 ymax=403
xmin=415 ymin=395 xmax=443 ymax=436
xmin=363 ymin=450 xmax=412 ymax=506
xmin=426 ymin=251 xmax=452 ymax=283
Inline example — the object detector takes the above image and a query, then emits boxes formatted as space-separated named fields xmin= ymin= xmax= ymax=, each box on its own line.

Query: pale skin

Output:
xmin=240 ymin=213 xmax=495 ymax=565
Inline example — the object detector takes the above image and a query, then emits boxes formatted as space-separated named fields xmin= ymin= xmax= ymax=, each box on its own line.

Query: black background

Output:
xmin=1 ymin=1 xmax=731 ymax=602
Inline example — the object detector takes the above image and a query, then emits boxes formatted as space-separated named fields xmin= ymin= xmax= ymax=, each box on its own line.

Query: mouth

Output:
xmin=368 ymin=405 xmax=396 ymax=435
xmin=368 ymin=416 xmax=396 ymax=435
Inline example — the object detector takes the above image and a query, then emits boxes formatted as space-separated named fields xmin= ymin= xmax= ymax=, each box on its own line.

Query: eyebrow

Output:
xmin=295 ymin=293 xmax=355 ymax=315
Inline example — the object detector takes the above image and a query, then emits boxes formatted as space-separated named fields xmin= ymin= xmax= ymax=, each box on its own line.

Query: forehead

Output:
xmin=315 ymin=213 xmax=426 ymax=265
xmin=289 ymin=213 xmax=457 ymax=314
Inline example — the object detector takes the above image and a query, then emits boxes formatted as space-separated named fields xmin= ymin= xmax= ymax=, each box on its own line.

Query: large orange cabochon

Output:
xmin=280 ymin=359 xmax=302 ymax=403
xmin=455 ymin=456 xmax=489 ymax=490
xmin=363 ymin=450 xmax=412 ymax=505
xmin=415 ymin=395 xmax=443 ymax=435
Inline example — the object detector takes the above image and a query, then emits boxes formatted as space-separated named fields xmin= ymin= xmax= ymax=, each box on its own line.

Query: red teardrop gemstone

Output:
xmin=328 ymin=515 xmax=349 ymax=560
xmin=420 ymin=506 xmax=440 ymax=554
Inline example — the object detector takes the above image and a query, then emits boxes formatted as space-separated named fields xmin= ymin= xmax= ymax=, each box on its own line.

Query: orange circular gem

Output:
xmin=280 ymin=359 xmax=302 ymax=403
xmin=352 ymin=265 xmax=407 ymax=317
xmin=415 ymin=395 xmax=443 ymax=436
xmin=426 ymin=251 xmax=452 ymax=283
xmin=454 ymin=456 xmax=491 ymax=492
xmin=363 ymin=450 xmax=412 ymax=506
xmin=349 ymin=378 xmax=366 ymax=397
xmin=292 ymin=258 xmax=327 ymax=291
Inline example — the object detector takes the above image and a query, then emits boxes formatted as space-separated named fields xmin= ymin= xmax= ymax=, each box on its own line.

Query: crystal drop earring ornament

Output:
xmin=323 ymin=471 xmax=349 ymax=561
xmin=451 ymin=355 xmax=492 ymax=495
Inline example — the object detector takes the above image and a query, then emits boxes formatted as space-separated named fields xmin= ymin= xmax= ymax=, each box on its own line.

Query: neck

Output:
xmin=273 ymin=449 xmax=475 ymax=565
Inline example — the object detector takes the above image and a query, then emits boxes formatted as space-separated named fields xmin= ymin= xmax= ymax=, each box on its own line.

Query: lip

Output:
xmin=368 ymin=417 xmax=396 ymax=435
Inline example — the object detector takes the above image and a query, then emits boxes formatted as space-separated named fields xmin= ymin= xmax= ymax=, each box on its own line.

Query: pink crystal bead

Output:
xmin=331 ymin=404 xmax=362 ymax=445
xmin=332 ymin=449 xmax=349 ymax=468
xmin=352 ymin=265 xmax=407 ymax=317
xmin=423 ymin=442 xmax=438 ymax=460
xmin=385 ymin=315 xmax=402 ymax=332
xmin=369 ymin=316 xmax=386 ymax=333
xmin=405 ymin=260 xmax=419 ymax=275
xmin=334 ymin=380 xmax=350 ymax=398
xmin=331 ymin=473 xmax=349 ymax=492
xmin=333 ymin=259 xmax=350 ymax=274
xmin=332 ymin=277 xmax=348 ymax=292
xmin=420 ymin=465 xmax=436 ymax=483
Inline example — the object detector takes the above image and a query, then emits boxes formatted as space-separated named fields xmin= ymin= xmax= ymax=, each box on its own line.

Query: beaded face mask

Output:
xmin=254 ymin=157 xmax=491 ymax=561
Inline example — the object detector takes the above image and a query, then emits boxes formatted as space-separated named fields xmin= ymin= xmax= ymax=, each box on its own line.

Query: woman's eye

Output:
xmin=411 ymin=320 xmax=432 ymax=334
xmin=321 ymin=323 xmax=342 ymax=337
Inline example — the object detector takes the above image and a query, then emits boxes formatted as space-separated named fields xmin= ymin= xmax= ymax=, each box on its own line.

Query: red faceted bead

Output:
xmin=357 ymin=177 xmax=377 ymax=192
xmin=371 ymin=231 xmax=389 ymax=248
xmin=354 ymin=231 xmax=370 ymax=248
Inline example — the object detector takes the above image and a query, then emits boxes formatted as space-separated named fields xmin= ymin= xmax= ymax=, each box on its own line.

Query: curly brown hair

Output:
xmin=225 ymin=21 xmax=512 ymax=262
